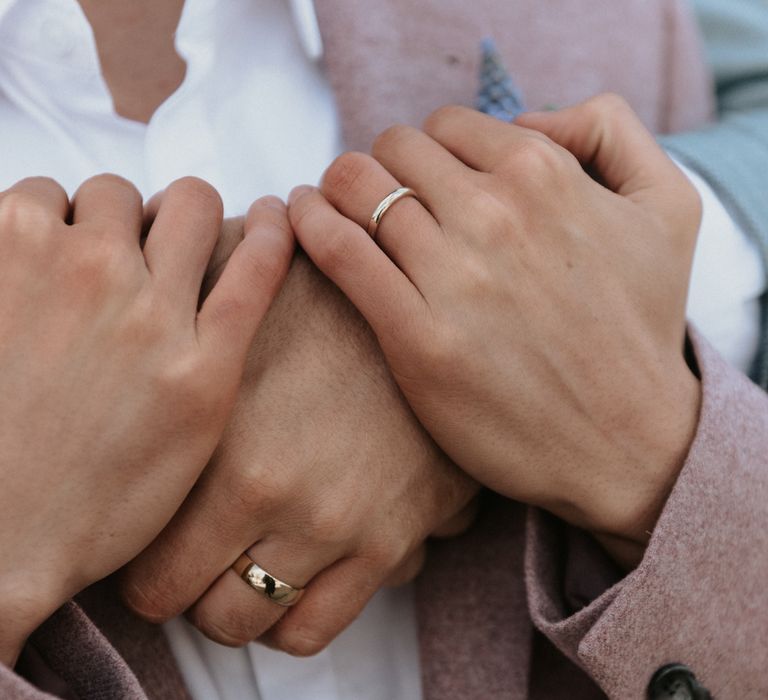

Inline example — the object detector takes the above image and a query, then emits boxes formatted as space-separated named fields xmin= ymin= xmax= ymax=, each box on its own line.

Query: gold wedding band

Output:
xmin=367 ymin=187 xmax=419 ymax=239
xmin=233 ymin=554 xmax=305 ymax=607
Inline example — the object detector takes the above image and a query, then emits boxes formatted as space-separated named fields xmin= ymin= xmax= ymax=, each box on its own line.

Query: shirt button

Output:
xmin=647 ymin=664 xmax=712 ymax=700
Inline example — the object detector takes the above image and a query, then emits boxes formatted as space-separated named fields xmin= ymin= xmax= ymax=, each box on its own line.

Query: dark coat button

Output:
xmin=647 ymin=664 xmax=712 ymax=700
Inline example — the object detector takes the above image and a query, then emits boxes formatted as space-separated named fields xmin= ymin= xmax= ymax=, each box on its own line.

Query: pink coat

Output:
xmin=6 ymin=1 xmax=761 ymax=698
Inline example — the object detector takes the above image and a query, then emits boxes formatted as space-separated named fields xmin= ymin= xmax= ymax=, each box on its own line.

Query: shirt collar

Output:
xmin=288 ymin=0 xmax=324 ymax=62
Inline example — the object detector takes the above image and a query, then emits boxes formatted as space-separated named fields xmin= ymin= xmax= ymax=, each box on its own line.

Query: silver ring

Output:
xmin=233 ymin=554 xmax=304 ymax=607
xmin=367 ymin=187 xmax=419 ymax=239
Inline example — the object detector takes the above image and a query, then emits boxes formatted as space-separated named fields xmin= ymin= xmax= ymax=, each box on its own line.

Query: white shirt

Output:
xmin=0 ymin=1 xmax=763 ymax=699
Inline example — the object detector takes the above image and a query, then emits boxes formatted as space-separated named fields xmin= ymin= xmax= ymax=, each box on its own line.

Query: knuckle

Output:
xmin=271 ymin=627 xmax=329 ymax=657
xmin=313 ymin=223 xmax=357 ymax=274
xmin=154 ymin=354 xmax=208 ymax=403
xmin=167 ymin=176 xmax=223 ymax=216
xmin=119 ymin=291 xmax=168 ymax=345
xmin=70 ymin=237 xmax=132 ymax=288
xmin=581 ymin=92 xmax=631 ymax=125
xmin=321 ymin=151 xmax=374 ymax=200
xmin=230 ymin=462 xmax=291 ymax=517
xmin=593 ymin=92 xmax=631 ymax=114
xmin=305 ymin=503 xmax=352 ymax=548
xmin=13 ymin=176 xmax=68 ymax=199
xmin=422 ymin=104 xmax=468 ymax=136
xmin=0 ymin=192 xmax=47 ymax=232
xmin=371 ymin=123 xmax=414 ymax=159
xmin=81 ymin=172 xmax=139 ymax=196
xmin=461 ymin=254 xmax=497 ymax=295
xmin=510 ymin=137 xmax=563 ymax=178
xmin=288 ymin=188 xmax=322 ymax=233
xmin=121 ymin=577 xmax=184 ymax=624
xmin=466 ymin=188 xmax=514 ymax=242
xmin=364 ymin=533 xmax=411 ymax=571
xmin=191 ymin=607 xmax=254 ymax=647
xmin=413 ymin=323 xmax=464 ymax=376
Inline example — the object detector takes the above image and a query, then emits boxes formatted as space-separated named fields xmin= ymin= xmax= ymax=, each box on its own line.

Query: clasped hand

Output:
xmin=0 ymin=175 xmax=293 ymax=664
xmin=291 ymin=94 xmax=702 ymax=569
xmin=0 ymin=94 xmax=703 ymax=666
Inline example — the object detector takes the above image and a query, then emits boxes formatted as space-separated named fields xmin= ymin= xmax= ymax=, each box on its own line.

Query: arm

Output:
xmin=662 ymin=0 xmax=768 ymax=384
xmin=289 ymin=93 xmax=766 ymax=696
xmin=525 ymin=6 xmax=768 ymax=693
xmin=526 ymin=327 xmax=768 ymax=698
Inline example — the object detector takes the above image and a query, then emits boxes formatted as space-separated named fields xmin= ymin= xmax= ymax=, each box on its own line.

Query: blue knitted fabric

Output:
xmin=476 ymin=38 xmax=526 ymax=121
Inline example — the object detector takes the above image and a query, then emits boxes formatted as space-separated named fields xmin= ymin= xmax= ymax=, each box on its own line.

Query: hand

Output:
xmin=0 ymin=176 xmax=293 ymax=665
xmin=288 ymin=95 xmax=702 ymax=569
xmin=121 ymin=206 xmax=477 ymax=656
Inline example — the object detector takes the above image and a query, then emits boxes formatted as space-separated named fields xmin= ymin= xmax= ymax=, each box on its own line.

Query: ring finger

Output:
xmin=319 ymin=152 xmax=442 ymax=282
xmin=189 ymin=537 xmax=342 ymax=646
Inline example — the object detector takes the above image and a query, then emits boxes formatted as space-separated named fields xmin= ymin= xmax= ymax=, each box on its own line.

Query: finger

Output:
xmin=319 ymin=152 xmax=441 ymax=277
xmin=515 ymin=93 xmax=683 ymax=202
xmin=0 ymin=177 xmax=70 ymax=221
xmin=121 ymin=397 xmax=318 ymax=624
xmin=422 ymin=104 xmax=551 ymax=173
xmin=189 ymin=538 xmax=341 ymax=647
xmin=143 ymin=177 xmax=224 ymax=310
xmin=141 ymin=190 xmax=163 ymax=241
xmin=71 ymin=174 xmax=143 ymax=241
xmin=203 ymin=217 xmax=246 ymax=296
xmin=288 ymin=185 xmax=426 ymax=346
xmin=261 ymin=557 xmax=383 ymax=657
xmin=370 ymin=124 xmax=477 ymax=222
xmin=119 ymin=480 xmax=266 ymax=624
xmin=197 ymin=196 xmax=294 ymax=361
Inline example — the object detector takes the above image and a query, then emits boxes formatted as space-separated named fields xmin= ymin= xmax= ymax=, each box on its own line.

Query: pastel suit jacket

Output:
xmin=2 ymin=0 xmax=767 ymax=698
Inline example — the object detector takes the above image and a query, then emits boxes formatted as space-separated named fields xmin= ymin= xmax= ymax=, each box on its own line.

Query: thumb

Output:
xmin=515 ymin=93 xmax=681 ymax=202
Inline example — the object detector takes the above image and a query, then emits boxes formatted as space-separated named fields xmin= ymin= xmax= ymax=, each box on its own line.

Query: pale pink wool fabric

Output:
xmin=2 ymin=0 xmax=751 ymax=698
xmin=314 ymin=0 xmax=712 ymax=151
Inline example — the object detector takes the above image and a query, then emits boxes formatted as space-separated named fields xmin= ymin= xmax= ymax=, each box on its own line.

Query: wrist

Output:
xmin=583 ymin=360 xmax=702 ymax=568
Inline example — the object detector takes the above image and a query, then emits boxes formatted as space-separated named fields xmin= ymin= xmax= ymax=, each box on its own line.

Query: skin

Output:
xmin=4 ymin=0 xmax=697 ymax=661
xmin=0 ymin=0 xmax=476 ymax=658
xmin=0 ymin=176 xmax=294 ymax=666
xmin=77 ymin=0 xmax=187 ymax=123
xmin=289 ymin=96 xmax=703 ymax=570
xmin=121 ymin=247 xmax=477 ymax=654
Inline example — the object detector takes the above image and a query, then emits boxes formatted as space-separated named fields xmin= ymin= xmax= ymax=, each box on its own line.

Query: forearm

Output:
xmin=528 ymin=328 xmax=768 ymax=697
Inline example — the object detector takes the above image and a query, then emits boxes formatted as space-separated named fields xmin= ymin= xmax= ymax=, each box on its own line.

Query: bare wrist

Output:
xmin=586 ymin=362 xmax=701 ymax=569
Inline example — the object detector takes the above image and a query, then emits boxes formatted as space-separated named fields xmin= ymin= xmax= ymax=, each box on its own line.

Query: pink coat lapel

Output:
xmin=416 ymin=497 xmax=532 ymax=699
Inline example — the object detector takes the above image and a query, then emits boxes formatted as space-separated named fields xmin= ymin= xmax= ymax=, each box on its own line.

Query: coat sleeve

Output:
xmin=661 ymin=0 xmax=768 ymax=385
xmin=661 ymin=0 xmax=768 ymax=250
xmin=525 ymin=328 xmax=768 ymax=699
xmin=0 ymin=601 xmax=148 ymax=700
